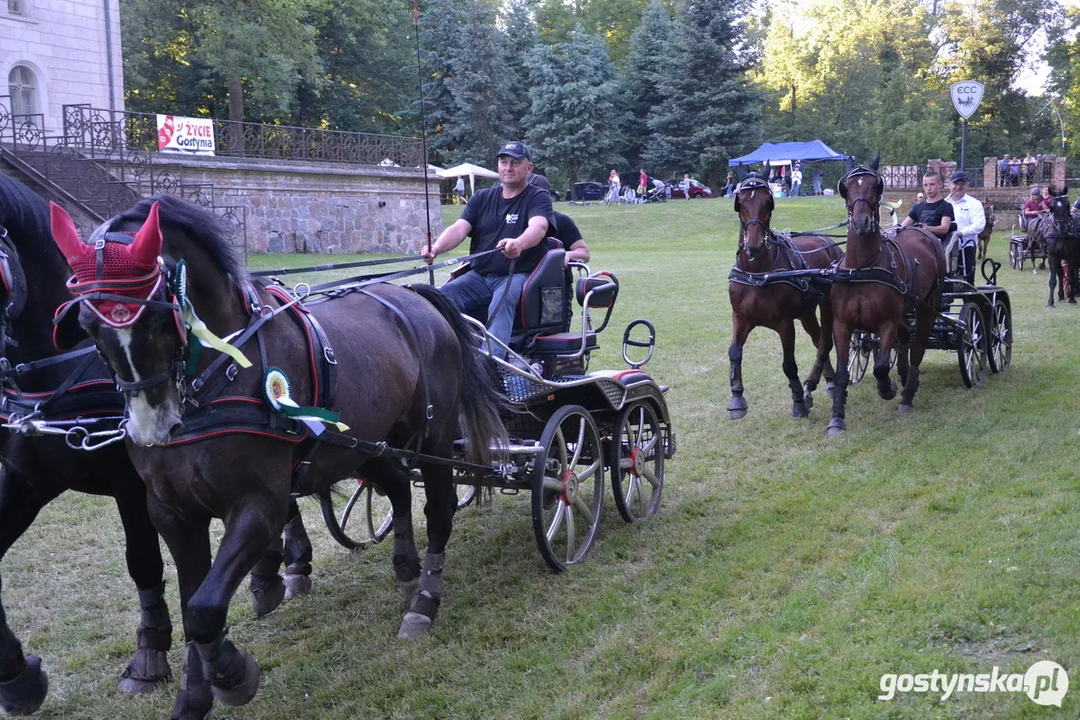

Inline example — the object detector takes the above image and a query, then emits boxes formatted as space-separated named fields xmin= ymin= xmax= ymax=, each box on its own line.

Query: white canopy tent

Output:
xmin=436 ymin=163 xmax=499 ymax=195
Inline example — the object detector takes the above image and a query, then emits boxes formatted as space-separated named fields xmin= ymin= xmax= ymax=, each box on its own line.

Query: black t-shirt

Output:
xmin=907 ymin=199 xmax=954 ymax=236
xmin=461 ymin=185 xmax=554 ymax=275
xmin=550 ymin=211 xmax=582 ymax=249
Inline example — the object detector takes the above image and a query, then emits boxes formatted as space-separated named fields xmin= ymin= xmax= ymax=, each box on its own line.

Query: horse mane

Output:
xmin=0 ymin=175 xmax=71 ymax=280
xmin=116 ymin=195 xmax=249 ymax=282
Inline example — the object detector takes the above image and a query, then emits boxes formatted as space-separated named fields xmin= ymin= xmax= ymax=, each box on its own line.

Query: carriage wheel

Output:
xmin=610 ymin=401 xmax=664 ymax=523
xmin=1009 ymin=242 xmax=1020 ymax=270
xmin=847 ymin=331 xmax=872 ymax=384
xmin=531 ymin=405 xmax=604 ymax=572
xmin=318 ymin=478 xmax=394 ymax=551
xmin=988 ymin=297 xmax=1012 ymax=374
xmin=957 ymin=301 xmax=990 ymax=388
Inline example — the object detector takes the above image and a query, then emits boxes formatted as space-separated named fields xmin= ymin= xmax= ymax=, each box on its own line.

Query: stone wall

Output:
xmin=113 ymin=155 xmax=445 ymax=254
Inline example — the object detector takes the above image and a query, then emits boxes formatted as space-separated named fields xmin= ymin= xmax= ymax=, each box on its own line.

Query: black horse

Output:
xmin=50 ymin=195 xmax=506 ymax=719
xmin=728 ymin=171 xmax=841 ymax=419
xmin=828 ymin=158 xmax=946 ymax=435
xmin=0 ymin=176 xmax=172 ymax=714
xmin=1045 ymin=189 xmax=1080 ymax=307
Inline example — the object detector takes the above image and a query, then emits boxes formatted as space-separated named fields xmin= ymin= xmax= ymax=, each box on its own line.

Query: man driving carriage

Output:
xmin=899 ymin=170 xmax=954 ymax=240
xmin=422 ymin=140 xmax=553 ymax=358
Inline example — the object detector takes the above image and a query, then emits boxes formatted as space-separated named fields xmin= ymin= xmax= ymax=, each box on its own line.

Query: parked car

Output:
xmin=666 ymin=178 xmax=713 ymax=199
xmin=568 ymin=181 xmax=605 ymax=201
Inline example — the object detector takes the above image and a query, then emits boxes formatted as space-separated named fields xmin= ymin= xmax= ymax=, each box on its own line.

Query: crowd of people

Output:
xmin=998 ymin=153 xmax=1042 ymax=187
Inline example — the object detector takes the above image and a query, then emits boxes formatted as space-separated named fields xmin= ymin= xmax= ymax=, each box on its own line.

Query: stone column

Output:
xmin=983 ymin=157 xmax=998 ymax=188
xmin=1052 ymin=156 xmax=1066 ymax=190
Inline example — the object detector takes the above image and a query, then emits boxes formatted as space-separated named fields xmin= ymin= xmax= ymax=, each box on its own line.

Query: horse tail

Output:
xmin=410 ymin=283 xmax=508 ymax=467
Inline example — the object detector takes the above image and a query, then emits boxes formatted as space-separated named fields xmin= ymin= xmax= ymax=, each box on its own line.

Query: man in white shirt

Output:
xmin=946 ymin=170 xmax=986 ymax=285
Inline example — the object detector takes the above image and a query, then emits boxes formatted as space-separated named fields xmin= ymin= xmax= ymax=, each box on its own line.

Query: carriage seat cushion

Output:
xmin=532 ymin=331 xmax=598 ymax=355
xmin=576 ymin=271 xmax=618 ymax=308
xmin=516 ymin=243 xmax=570 ymax=334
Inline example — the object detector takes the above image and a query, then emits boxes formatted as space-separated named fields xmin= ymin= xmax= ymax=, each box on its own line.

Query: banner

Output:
xmin=156 ymin=115 xmax=216 ymax=156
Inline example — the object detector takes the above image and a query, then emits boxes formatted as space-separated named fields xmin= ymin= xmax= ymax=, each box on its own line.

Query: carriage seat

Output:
xmin=508 ymin=239 xmax=572 ymax=351
xmin=532 ymin=272 xmax=619 ymax=357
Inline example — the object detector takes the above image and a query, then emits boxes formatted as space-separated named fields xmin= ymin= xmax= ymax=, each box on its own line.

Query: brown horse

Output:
xmin=827 ymin=158 xmax=946 ymax=436
xmin=977 ymin=198 xmax=996 ymax=262
xmin=728 ymin=174 xmax=841 ymax=419
xmin=49 ymin=196 xmax=506 ymax=719
xmin=1046 ymin=189 xmax=1080 ymax=307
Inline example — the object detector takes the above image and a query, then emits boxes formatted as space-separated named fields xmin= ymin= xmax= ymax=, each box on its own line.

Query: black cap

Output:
xmin=497 ymin=141 xmax=531 ymax=160
xmin=949 ymin=170 xmax=969 ymax=183
xmin=527 ymin=173 xmax=550 ymax=192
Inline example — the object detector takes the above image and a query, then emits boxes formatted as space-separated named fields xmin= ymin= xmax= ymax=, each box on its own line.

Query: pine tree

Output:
xmin=499 ymin=0 xmax=539 ymax=141
xmin=622 ymin=0 xmax=674 ymax=171
xmin=524 ymin=28 xmax=625 ymax=196
xmin=646 ymin=0 xmax=761 ymax=186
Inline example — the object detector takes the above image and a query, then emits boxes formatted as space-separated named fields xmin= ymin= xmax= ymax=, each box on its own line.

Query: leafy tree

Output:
xmin=534 ymin=0 xmax=649 ymax=66
xmin=523 ymin=28 xmax=625 ymax=196
xmin=498 ymin=0 xmax=540 ymax=141
xmin=646 ymin=0 xmax=761 ymax=186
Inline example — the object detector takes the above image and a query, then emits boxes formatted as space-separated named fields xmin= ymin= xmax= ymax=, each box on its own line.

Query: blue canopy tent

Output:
xmin=728 ymin=140 xmax=852 ymax=167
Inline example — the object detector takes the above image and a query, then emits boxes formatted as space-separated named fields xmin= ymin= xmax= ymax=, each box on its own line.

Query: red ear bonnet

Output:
xmin=129 ymin=201 xmax=162 ymax=267
xmin=50 ymin=202 xmax=90 ymax=266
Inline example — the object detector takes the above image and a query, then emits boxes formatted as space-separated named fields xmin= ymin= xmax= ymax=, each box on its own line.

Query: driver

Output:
xmin=423 ymin=141 xmax=553 ymax=358
xmin=899 ymin=171 xmax=954 ymax=240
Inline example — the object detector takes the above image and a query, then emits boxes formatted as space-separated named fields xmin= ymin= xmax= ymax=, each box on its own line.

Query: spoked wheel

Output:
xmin=847 ymin=331 xmax=872 ymax=384
xmin=319 ymin=478 xmax=394 ymax=551
xmin=958 ymin=301 xmax=990 ymax=388
xmin=532 ymin=405 xmax=605 ymax=572
xmin=1009 ymin=242 xmax=1020 ymax=270
xmin=988 ymin=297 xmax=1012 ymax=374
xmin=610 ymin=401 xmax=664 ymax=523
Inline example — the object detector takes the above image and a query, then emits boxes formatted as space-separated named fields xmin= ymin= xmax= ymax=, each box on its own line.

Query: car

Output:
xmin=666 ymin=178 xmax=713 ymax=199
xmin=568 ymin=181 xmax=605 ymax=201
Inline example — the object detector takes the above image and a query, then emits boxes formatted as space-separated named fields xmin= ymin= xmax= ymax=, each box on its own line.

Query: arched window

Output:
xmin=8 ymin=65 xmax=37 ymax=118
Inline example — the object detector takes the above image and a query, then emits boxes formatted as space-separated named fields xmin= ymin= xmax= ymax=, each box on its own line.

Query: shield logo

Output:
xmin=950 ymin=81 xmax=985 ymax=120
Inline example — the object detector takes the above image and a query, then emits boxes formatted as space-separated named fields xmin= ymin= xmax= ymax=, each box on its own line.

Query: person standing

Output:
xmin=638 ymin=168 xmax=648 ymax=197
xmin=791 ymin=164 xmax=803 ymax=197
xmin=1022 ymin=152 xmax=1036 ymax=185
xmin=608 ymin=169 xmax=621 ymax=203
xmin=681 ymin=174 xmax=692 ymax=200
xmin=422 ymin=141 xmax=553 ymax=357
xmin=945 ymin=170 xmax=986 ymax=285
xmin=454 ymin=176 xmax=465 ymax=205
xmin=998 ymin=155 xmax=1011 ymax=187
xmin=811 ymin=166 xmax=823 ymax=195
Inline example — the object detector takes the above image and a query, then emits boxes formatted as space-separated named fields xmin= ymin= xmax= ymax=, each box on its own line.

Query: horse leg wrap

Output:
xmin=899 ymin=365 xmax=920 ymax=413
xmin=119 ymin=582 xmax=173 ymax=693
xmin=170 ymin=642 xmax=212 ymax=720
xmin=196 ymin=633 xmax=260 ymax=707
xmin=283 ymin=512 xmax=313 ymax=599
xmin=249 ymin=547 xmax=286 ymax=618
xmin=787 ymin=373 xmax=808 ymax=418
xmin=397 ymin=553 xmax=445 ymax=641
xmin=392 ymin=521 xmax=421 ymax=602
xmin=0 ymin=655 xmax=48 ymax=716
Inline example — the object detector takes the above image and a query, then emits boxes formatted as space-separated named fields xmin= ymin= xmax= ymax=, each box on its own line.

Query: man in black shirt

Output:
xmin=526 ymin=174 xmax=591 ymax=266
xmin=899 ymin=171 xmax=954 ymax=240
xmin=423 ymin=141 xmax=553 ymax=357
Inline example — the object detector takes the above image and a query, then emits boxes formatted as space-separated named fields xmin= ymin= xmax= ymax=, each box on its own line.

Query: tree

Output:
xmin=498 ymin=0 xmax=540 ymax=141
xmin=622 ymin=0 xmax=674 ymax=170
xmin=646 ymin=0 xmax=762 ymax=186
xmin=534 ymin=0 xmax=649 ymax=66
xmin=523 ymin=28 xmax=625 ymax=196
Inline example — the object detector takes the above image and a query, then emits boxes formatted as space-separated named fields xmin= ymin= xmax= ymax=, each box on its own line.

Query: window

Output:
xmin=8 ymin=66 xmax=37 ymax=118
xmin=8 ymin=0 xmax=25 ymax=16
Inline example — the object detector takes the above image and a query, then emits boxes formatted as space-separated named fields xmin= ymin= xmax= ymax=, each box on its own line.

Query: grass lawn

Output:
xmin=5 ymin=195 xmax=1080 ymax=718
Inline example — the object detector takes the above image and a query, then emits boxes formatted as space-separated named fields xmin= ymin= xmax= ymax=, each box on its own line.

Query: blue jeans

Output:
xmin=812 ymin=179 xmax=821 ymax=195
xmin=791 ymin=181 xmax=801 ymax=197
xmin=441 ymin=270 xmax=528 ymax=358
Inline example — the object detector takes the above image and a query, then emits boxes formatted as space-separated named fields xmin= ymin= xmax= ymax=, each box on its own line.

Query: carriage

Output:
xmin=846 ymin=251 xmax=1012 ymax=389
xmin=317 ymin=240 xmax=676 ymax=572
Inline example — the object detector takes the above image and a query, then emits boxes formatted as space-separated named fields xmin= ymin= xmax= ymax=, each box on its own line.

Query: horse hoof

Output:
xmin=878 ymin=382 xmax=897 ymax=401
xmin=791 ymin=403 xmax=809 ymax=419
xmin=0 ymin=656 xmax=48 ymax=716
xmin=728 ymin=408 xmax=747 ymax=420
xmin=1047 ymin=303 xmax=1056 ymax=309
xmin=826 ymin=419 xmax=845 ymax=437
xmin=283 ymin=573 xmax=312 ymax=600
xmin=802 ymin=391 xmax=814 ymax=410
xmin=898 ymin=403 xmax=914 ymax=415
xmin=1069 ymin=298 xmax=1077 ymax=305
xmin=250 ymin=576 xmax=286 ymax=617
xmin=211 ymin=648 xmax=260 ymax=707
xmin=119 ymin=648 xmax=172 ymax=694
xmin=397 ymin=611 xmax=434 ymax=641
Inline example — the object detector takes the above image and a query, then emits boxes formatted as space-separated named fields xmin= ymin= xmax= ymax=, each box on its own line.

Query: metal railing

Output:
xmin=881 ymin=165 xmax=923 ymax=189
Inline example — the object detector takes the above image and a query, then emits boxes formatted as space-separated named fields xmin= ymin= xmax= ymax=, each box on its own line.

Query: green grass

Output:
xmin=6 ymin=195 xmax=1080 ymax=718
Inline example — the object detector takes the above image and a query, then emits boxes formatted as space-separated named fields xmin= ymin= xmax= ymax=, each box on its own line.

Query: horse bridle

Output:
xmin=841 ymin=166 xmax=882 ymax=235
xmin=735 ymin=177 xmax=777 ymax=260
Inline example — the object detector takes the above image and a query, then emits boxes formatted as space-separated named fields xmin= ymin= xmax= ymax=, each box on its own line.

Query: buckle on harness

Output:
xmin=373 ymin=441 xmax=388 ymax=457
xmin=324 ymin=347 xmax=337 ymax=365
xmin=225 ymin=363 xmax=238 ymax=382
xmin=94 ymin=239 xmax=106 ymax=251
xmin=426 ymin=404 xmax=434 ymax=420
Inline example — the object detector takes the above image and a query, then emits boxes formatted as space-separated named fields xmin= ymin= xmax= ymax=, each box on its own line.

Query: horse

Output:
xmin=727 ymin=172 xmax=841 ymax=419
xmin=49 ymin=195 xmax=506 ymax=719
xmin=827 ymin=157 xmax=946 ymax=436
xmin=977 ymin=198 xmax=996 ymax=262
xmin=1024 ymin=213 xmax=1052 ymax=275
xmin=1045 ymin=189 xmax=1080 ymax=307
xmin=0 ymin=176 xmax=173 ymax=714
